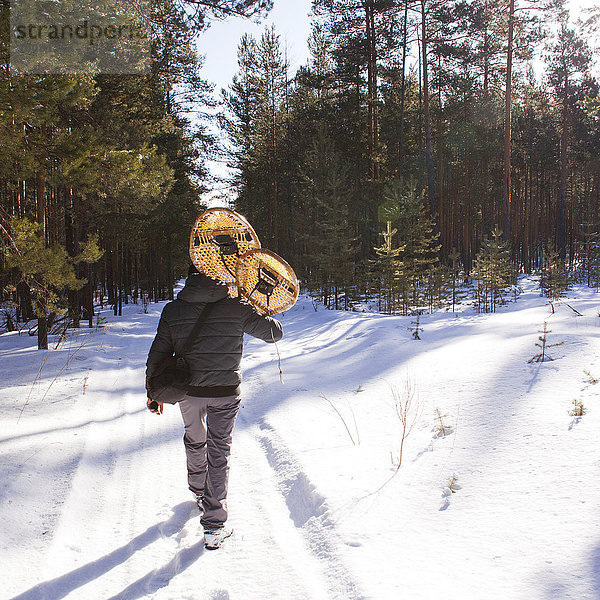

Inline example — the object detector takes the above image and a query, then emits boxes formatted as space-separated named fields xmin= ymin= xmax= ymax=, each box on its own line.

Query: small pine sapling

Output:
xmin=473 ymin=226 xmax=513 ymax=313
xmin=1 ymin=305 xmax=17 ymax=332
xmin=539 ymin=242 xmax=570 ymax=311
xmin=447 ymin=248 xmax=468 ymax=312
xmin=433 ymin=408 xmax=452 ymax=437
xmin=528 ymin=322 xmax=564 ymax=363
xmin=447 ymin=473 xmax=460 ymax=493
xmin=569 ymin=399 xmax=585 ymax=417
xmin=95 ymin=312 xmax=107 ymax=330
xmin=578 ymin=227 xmax=600 ymax=288
xmin=374 ymin=218 xmax=404 ymax=315
xmin=441 ymin=473 xmax=461 ymax=506
xmin=410 ymin=311 xmax=423 ymax=340
xmin=511 ymin=265 xmax=523 ymax=303
xmin=375 ymin=179 xmax=440 ymax=315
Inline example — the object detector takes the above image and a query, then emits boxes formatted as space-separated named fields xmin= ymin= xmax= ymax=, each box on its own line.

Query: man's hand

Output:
xmin=147 ymin=398 xmax=163 ymax=414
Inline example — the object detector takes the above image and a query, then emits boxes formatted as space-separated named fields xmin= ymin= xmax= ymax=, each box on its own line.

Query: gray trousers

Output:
xmin=179 ymin=394 xmax=240 ymax=529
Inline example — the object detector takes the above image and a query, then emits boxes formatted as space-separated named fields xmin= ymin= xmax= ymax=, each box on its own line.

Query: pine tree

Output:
xmin=374 ymin=218 xmax=404 ymax=314
xmin=446 ymin=247 xmax=468 ymax=312
xmin=296 ymin=128 xmax=356 ymax=310
xmin=310 ymin=0 xmax=401 ymax=260
xmin=546 ymin=21 xmax=592 ymax=260
xmin=0 ymin=0 xmax=273 ymax=339
xmin=539 ymin=241 xmax=570 ymax=305
xmin=224 ymin=27 xmax=289 ymax=251
xmin=375 ymin=179 xmax=440 ymax=314
xmin=3 ymin=217 xmax=103 ymax=326
xmin=473 ymin=225 xmax=513 ymax=312
xmin=578 ymin=229 xmax=600 ymax=289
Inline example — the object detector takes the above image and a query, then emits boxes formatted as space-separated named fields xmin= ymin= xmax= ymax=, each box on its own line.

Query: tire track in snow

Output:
xmin=218 ymin=428 xmax=329 ymax=600
xmin=18 ymin=324 xmax=189 ymax=599
xmin=193 ymin=418 xmax=361 ymax=599
xmin=252 ymin=420 xmax=366 ymax=600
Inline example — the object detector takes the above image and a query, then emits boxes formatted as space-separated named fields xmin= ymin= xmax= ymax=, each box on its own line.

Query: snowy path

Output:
xmin=1 ymin=300 xmax=364 ymax=600
xmin=2 ymin=280 xmax=600 ymax=599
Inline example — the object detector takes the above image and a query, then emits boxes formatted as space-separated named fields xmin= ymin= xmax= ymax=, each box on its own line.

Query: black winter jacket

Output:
xmin=146 ymin=273 xmax=283 ymax=397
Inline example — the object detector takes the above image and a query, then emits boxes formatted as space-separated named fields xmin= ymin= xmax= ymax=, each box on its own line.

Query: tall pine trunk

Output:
xmin=365 ymin=0 xmax=379 ymax=181
xmin=421 ymin=0 xmax=436 ymax=220
xmin=36 ymin=171 xmax=48 ymax=350
xmin=65 ymin=187 xmax=81 ymax=328
xmin=398 ymin=0 xmax=409 ymax=180
xmin=558 ymin=93 xmax=568 ymax=259
xmin=503 ymin=0 xmax=515 ymax=242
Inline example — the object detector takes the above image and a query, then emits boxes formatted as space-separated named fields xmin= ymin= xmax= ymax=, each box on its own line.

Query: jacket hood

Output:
xmin=177 ymin=273 xmax=229 ymax=304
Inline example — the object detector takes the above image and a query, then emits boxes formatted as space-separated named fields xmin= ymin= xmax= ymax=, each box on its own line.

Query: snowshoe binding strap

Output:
xmin=235 ymin=248 xmax=299 ymax=316
xmin=189 ymin=208 xmax=261 ymax=296
xmin=213 ymin=234 xmax=239 ymax=256
xmin=252 ymin=266 xmax=279 ymax=306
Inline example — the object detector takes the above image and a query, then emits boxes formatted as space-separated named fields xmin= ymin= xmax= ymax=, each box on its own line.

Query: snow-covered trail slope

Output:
xmin=1 ymin=279 xmax=600 ymax=600
xmin=1 ymin=294 xmax=365 ymax=600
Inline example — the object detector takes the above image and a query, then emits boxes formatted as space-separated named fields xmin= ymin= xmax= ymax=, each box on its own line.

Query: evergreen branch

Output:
xmin=178 ymin=0 xmax=271 ymax=19
xmin=0 ymin=222 xmax=22 ymax=257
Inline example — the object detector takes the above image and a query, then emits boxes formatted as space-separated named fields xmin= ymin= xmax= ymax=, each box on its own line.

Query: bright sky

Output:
xmin=196 ymin=0 xmax=312 ymax=197
xmin=197 ymin=0 xmax=596 ymax=97
xmin=197 ymin=0 xmax=313 ymax=98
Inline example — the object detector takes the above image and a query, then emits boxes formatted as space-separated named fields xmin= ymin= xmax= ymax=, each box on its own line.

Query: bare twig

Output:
xmin=20 ymin=351 xmax=50 ymax=423
xmin=18 ymin=329 xmax=101 ymax=423
xmin=390 ymin=380 xmax=421 ymax=470
xmin=271 ymin=328 xmax=284 ymax=384
xmin=320 ymin=395 xmax=359 ymax=446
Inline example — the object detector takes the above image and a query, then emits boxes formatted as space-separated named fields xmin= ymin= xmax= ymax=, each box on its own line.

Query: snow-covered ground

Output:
xmin=1 ymin=278 xmax=599 ymax=600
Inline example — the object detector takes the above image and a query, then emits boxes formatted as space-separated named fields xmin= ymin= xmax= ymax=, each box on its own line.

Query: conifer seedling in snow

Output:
xmin=569 ymin=398 xmax=585 ymax=417
xmin=528 ymin=322 xmax=563 ymax=363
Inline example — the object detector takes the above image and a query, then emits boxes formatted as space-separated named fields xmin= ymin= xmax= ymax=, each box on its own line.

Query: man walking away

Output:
xmin=146 ymin=266 xmax=283 ymax=549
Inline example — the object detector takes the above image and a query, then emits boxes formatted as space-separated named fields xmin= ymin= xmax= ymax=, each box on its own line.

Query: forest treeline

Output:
xmin=224 ymin=0 xmax=600 ymax=312
xmin=1 ymin=0 xmax=599 ymax=349
xmin=0 ymin=0 xmax=271 ymax=348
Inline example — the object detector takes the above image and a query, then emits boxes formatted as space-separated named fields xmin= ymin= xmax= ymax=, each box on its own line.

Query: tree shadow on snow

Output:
xmin=0 ymin=407 xmax=148 ymax=448
xmin=236 ymin=314 xmax=482 ymax=431
xmin=9 ymin=502 xmax=200 ymax=600
xmin=539 ymin=541 xmax=600 ymax=598
xmin=592 ymin=543 xmax=600 ymax=597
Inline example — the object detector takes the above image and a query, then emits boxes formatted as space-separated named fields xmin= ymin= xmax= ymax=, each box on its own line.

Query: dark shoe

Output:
xmin=204 ymin=526 xmax=233 ymax=550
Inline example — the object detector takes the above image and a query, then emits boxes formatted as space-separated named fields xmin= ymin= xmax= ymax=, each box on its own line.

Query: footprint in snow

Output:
xmin=345 ymin=537 xmax=362 ymax=547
